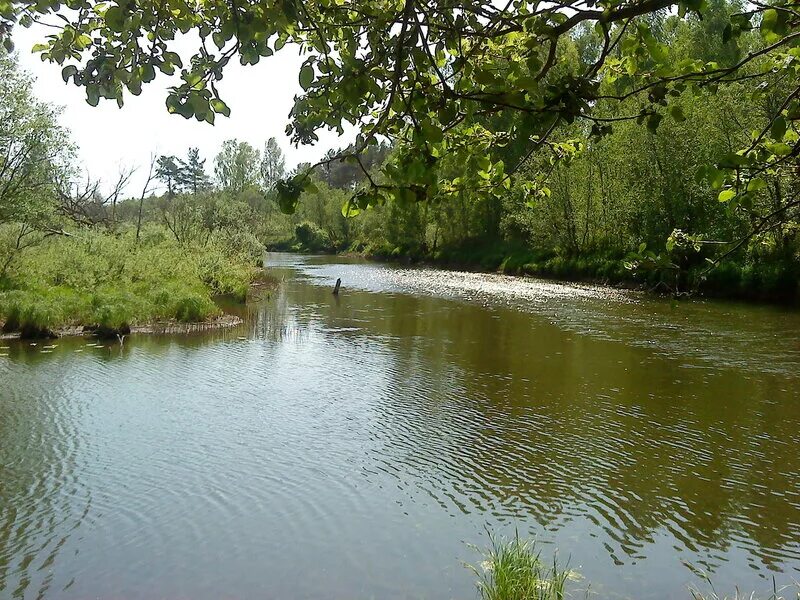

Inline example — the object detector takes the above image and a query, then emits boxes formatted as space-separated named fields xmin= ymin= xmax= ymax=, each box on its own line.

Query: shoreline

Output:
xmin=328 ymin=249 xmax=800 ymax=307
xmin=0 ymin=270 xmax=280 ymax=341
xmin=0 ymin=314 xmax=245 ymax=341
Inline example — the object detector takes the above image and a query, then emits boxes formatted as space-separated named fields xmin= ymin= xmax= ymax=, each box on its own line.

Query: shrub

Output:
xmin=174 ymin=293 xmax=219 ymax=322
xmin=295 ymin=221 xmax=332 ymax=252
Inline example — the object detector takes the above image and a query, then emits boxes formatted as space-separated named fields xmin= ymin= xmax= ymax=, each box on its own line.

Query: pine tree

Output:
xmin=155 ymin=155 xmax=180 ymax=197
xmin=176 ymin=148 xmax=212 ymax=195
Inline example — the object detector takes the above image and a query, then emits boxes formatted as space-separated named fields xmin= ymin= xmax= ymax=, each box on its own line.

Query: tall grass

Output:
xmin=469 ymin=533 xmax=570 ymax=600
xmin=0 ymin=224 xmax=258 ymax=336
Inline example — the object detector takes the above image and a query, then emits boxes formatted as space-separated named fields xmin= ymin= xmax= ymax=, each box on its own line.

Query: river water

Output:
xmin=1 ymin=252 xmax=799 ymax=599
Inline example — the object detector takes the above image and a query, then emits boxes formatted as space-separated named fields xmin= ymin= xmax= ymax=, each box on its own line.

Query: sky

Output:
xmin=12 ymin=25 xmax=355 ymax=196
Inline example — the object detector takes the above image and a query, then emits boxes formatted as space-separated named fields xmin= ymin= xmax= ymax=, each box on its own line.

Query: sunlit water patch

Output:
xmin=284 ymin=253 xmax=800 ymax=376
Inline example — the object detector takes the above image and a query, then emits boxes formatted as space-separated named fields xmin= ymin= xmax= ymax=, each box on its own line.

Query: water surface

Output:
xmin=1 ymin=253 xmax=799 ymax=599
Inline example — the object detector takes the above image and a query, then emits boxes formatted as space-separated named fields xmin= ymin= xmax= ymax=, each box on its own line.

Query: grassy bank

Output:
xmin=0 ymin=225 xmax=260 ymax=338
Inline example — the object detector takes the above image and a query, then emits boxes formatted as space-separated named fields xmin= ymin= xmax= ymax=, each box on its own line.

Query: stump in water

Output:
xmin=333 ymin=278 xmax=341 ymax=295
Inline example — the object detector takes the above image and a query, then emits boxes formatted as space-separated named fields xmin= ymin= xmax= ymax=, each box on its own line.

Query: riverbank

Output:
xmin=0 ymin=314 xmax=245 ymax=341
xmin=333 ymin=241 xmax=800 ymax=305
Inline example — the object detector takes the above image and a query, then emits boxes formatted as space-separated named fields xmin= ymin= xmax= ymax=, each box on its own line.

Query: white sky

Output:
xmin=12 ymin=26 xmax=355 ymax=196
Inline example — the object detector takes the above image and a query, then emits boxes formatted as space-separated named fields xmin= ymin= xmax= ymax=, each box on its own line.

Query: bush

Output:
xmin=295 ymin=221 xmax=332 ymax=252
xmin=0 ymin=288 xmax=82 ymax=337
xmin=174 ymin=292 xmax=219 ymax=322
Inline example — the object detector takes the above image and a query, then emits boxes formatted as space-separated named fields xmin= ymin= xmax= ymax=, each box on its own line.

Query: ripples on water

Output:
xmin=0 ymin=253 xmax=798 ymax=599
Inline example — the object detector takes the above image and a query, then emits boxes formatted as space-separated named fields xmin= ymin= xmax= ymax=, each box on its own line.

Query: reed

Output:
xmin=689 ymin=572 xmax=800 ymax=600
xmin=469 ymin=533 xmax=570 ymax=600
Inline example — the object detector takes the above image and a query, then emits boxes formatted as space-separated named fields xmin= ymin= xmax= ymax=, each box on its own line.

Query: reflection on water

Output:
xmin=0 ymin=252 xmax=798 ymax=599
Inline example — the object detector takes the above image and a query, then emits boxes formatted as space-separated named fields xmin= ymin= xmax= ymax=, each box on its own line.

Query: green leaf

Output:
xmin=746 ymin=177 xmax=767 ymax=192
xmin=771 ymin=116 xmax=787 ymax=141
xmin=141 ymin=63 xmax=156 ymax=83
xmin=211 ymin=99 xmax=231 ymax=117
xmin=694 ymin=165 xmax=708 ymax=184
xmin=421 ymin=121 xmax=444 ymax=144
xmin=722 ymin=23 xmax=732 ymax=44
xmin=75 ymin=34 xmax=91 ymax=49
xmin=669 ymin=105 xmax=686 ymax=122
xmin=104 ymin=6 xmax=126 ymax=32
xmin=719 ymin=152 xmax=750 ymax=168
xmin=299 ymin=65 xmax=314 ymax=91
xmin=275 ymin=176 xmax=305 ymax=214
xmin=342 ymin=198 xmax=361 ymax=217
xmin=646 ymin=113 xmax=663 ymax=134
xmin=708 ymin=168 xmax=725 ymax=190
xmin=86 ymin=85 xmax=100 ymax=107
xmin=760 ymin=9 xmax=787 ymax=43
xmin=61 ymin=65 xmax=77 ymax=83
xmin=718 ymin=189 xmax=736 ymax=202
xmin=766 ymin=142 xmax=792 ymax=156
xmin=474 ymin=68 xmax=496 ymax=86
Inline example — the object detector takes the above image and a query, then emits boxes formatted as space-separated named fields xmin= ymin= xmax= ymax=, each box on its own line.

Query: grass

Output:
xmin=688 ymin=569 xmax=800 ymax=600
xmin=0 ymin=224 xmax=259 ymax=337
xmin=467 ymin=534 xmax=799 ymax=600
xmin=469 ymin=533 xmax=571 ymax=600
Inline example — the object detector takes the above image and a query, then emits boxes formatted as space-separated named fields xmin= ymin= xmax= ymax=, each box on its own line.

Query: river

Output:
xmin=1 ymin=252 xmax=799 ymax=599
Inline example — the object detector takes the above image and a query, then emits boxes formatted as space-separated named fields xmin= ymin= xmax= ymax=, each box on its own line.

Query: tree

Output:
xmin=155 ymin=155 xmax=180 ymax=197
xmin=177 ymin=147 xmax=212 ymax=194
xmin=0 ymin=51 xmax=71 ymax=226
xmin=136 ymin=154 xmax=158 ymax=243
xmin=260 ymin=137 xmax=285 ymax=192
xmin=7 ymin=0 xmax=800 ymax=262
xmin=319 ymin=143 xmax=390 ymax=190
xmin=214 ymin=139 xmax=260 ymax=194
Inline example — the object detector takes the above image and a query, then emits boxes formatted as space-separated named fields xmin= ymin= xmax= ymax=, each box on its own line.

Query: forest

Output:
xmin=1 ymin=0 xmax=799 ymax=339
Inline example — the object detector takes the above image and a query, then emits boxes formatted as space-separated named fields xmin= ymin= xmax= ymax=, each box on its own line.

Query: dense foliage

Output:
xmin=259 ymin=2 xmax=797 ymax=300
xmin=0 ymin=227 xmax=254 ymax=336
xmin=2 ymin=0 xmax=797 ymax=298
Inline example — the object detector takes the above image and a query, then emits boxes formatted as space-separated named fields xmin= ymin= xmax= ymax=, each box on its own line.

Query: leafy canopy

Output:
xmin=0 ymin=51 xmax=72 ymax=226
xmin=2 ymin=0 xmax=799 ymax=219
